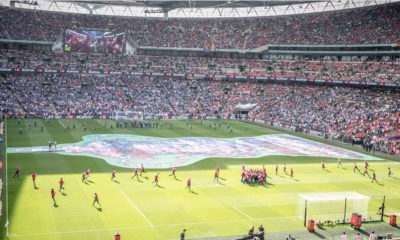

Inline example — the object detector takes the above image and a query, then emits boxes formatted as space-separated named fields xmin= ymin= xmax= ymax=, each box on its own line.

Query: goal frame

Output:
xmin=297 ymin=192 xmax=370 ymax=225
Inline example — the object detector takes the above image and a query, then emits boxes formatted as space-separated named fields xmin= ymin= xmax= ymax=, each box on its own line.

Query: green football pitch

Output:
xmin=1 ymin=119 xmax=400 ymax=240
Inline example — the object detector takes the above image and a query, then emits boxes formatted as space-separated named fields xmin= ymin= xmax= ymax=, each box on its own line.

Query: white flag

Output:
xmin=5 ymin=219 xmax=9 ymax=228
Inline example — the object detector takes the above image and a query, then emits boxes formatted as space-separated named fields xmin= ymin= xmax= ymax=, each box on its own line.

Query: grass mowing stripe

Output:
xmin=120 ymin=190 xmax=154 ymax=226
xmin=11 ymin=215 xmax=298 ymax=238
xmin=5 ymin=117 xmax=9 ymax=238
xmin=4 ymin=119 xmax=400 ymax=240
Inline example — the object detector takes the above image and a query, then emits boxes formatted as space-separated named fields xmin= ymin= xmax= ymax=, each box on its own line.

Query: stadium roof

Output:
xmin=57 ymin=0 xmax=327 ymax=10
xmin=3 ymin=0 xmax=400 ymax=18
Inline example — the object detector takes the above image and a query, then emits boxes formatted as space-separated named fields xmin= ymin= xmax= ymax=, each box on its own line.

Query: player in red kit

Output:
xmin=51 ymin=188 xmax=56 ymax=205
xmin=263 ymin=168 xmax=267 ymax=182
xmin=290 ymin=168 xmax=294 ymax=178
xmin=169 ymin=168 xmax=177 ymax=178
xmin=363 ymin=167 xmax=368 ymax=176
xmin=283 ymin=164 xmax=287 ymax=174
xmin=32 ymin=172 xmax=37 ymax=188
xmin=59 ymin=178 xmax=64 ymax=191
xmin=214 ymin=170 xmax=219 ymax=182
xmin=388 ymin=167 xmax=392 ymax=177
xmin=111 ymin=169 xmax=116 ymax=180
xmin=82 ymin=171 xmax=86 ymax=182
xmin=321 ymin=160 xmax=326 ymax=170
xmin=216 ymin=165 xmax=220 ymax=174
xmin=241 ymin=170 xmax=245 ymax=182
xmin=353 ymin=162 xmax=358 ymax=172
xmin=140 ymin=164 xmax=145 ymax=176
xmin=131 ymin=168 xmax=139 ymax=180
xmin=152 ymin=173 xmax=159 ymax=186
xmin=372 ymin=172 xmax=377 ymax=183
xmin=86 ymin=169 xmax=90 ymax=178
xmin=364 ymin=161 xmax=369 ymax=169
xmin=187 ymin=178 xmax=191 ymax=190
xmin=275 ymin=164 xmax=278 ymax=175
xmin=14 ymin=165 xmax=21 ymax=178
xmin=93 ymin=193 xmax=101 ymax=206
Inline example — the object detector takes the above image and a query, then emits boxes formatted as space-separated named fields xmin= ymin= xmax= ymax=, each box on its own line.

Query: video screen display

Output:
xmin=64 ymin=30 xmax=126 ymax=54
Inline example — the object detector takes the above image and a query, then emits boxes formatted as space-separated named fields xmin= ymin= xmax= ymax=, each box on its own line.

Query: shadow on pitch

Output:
xmin=356 ymin=228 xmax=369 ymax=236
xmin=246 ymin=183 xmax=269 ymax=188
xmin=311 ymin=231 xmax=326 ymax=239
xmin=94 ymin=206 xmax=102 ymax=212
xmin=87 ymin=180 xmax=95 ymax=183
xmin=61 ymin=192 xmax=68 ymax=196
xmin=265 ymin=182 xmax=274 ymax=186
xmin=112 ymin=179 xmax=120 ymax=184
xmin=189 ymin=190 xmax=198 ymax=195
xmin=53 ymin=203 xmax=58 ymax=208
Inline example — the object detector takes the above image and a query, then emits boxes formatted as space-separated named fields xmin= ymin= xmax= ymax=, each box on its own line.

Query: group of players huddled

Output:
xmin=241 ymin=163 xmax=296 ymax=185
xmin=241 ymin=165 xmax=268 ymax=184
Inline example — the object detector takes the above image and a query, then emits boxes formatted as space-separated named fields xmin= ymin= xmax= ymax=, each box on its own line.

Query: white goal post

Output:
xmin=297 ymin=192 xmax=370 ymax=222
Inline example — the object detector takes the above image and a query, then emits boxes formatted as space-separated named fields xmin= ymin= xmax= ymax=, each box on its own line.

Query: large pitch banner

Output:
xmin=64 ymin=30 xmax=126 ymax=54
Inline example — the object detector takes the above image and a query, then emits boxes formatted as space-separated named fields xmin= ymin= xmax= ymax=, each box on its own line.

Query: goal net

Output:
xmin=113 ymin=111 xmax=143 ymax=120
xmin=297 ymin=192 xmax=370 ymax=222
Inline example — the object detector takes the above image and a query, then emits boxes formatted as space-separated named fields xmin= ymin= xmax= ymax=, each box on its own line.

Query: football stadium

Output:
xmin=0 ymin=0 xmax=400 ymax=239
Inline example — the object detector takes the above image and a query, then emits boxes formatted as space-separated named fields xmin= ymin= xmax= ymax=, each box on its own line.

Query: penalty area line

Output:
xmin=232 ymin=206 xmax=253 ymax=220
xmin=120 ymin=190 xmax=154 ymax=227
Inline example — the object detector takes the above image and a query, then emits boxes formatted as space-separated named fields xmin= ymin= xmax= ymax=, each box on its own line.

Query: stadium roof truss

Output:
xmin=3 ymin=0 xmax=400 ymax=18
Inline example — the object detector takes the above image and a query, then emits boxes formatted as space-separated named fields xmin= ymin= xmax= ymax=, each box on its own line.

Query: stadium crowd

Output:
xmin=0 ymin=4 xmax=399 ymax=155
xmin=1 ymin=3 xmax=400 ymax=48
xmin=1 ymin=49 xmax=399 ymax=83
xmin=1 ymin=71 xmax=400 ymax=155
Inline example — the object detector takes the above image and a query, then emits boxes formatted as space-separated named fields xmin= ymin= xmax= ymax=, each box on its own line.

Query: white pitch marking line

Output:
xmin=57 ymin=119 xmax=66 ymax=129
xmin=120 ymin=190 xmax=154 ymax=226
xmin=233 ymin=206 xmax=253 ymax=220
xmin=5 ymin=117 xmax=9 ymax=238
xmin=386 ymin=180 xmax=400 ymax=187
xmin=12 ymin=215 xmax=296 ymax=238
xmin=11 ymin=215 xmax=297 ymax=238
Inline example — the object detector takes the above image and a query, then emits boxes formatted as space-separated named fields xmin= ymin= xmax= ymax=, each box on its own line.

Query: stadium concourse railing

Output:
xmin=1 ymin=68 xmax=399 ymax=88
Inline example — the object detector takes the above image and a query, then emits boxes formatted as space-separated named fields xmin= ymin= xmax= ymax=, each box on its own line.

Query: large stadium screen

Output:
xmin=64 ymin=29 xmax=126 ymax=54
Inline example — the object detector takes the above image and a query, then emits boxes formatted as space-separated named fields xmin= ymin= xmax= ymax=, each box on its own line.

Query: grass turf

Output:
xmin=2 ymin=119 xmax=400 ymax=240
